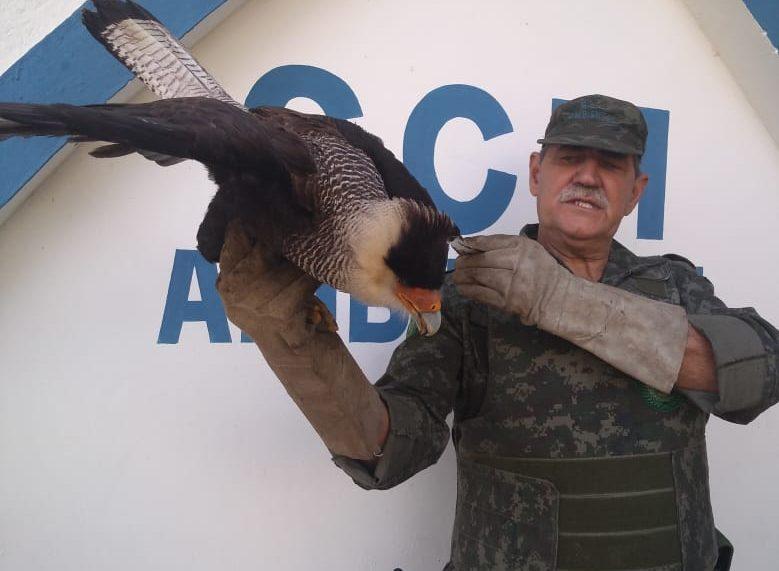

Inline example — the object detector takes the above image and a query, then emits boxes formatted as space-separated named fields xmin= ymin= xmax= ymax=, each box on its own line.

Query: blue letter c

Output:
xmin=403 ymin=84 xmax=516 ymax=235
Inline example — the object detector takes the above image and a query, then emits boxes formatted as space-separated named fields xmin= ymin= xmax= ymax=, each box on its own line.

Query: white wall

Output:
xmin=0 ymin=0 xmax=87 ymax=74
xmin=1 ymin=1 xmax=778 ymax=569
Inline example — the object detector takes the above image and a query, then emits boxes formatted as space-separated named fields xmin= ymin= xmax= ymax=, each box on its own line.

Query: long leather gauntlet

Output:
xmin=454 ymin=234 xmax=688 ymax=394
xmin=216 ymin=223 xmax=387 ymax=460
xmin=535 ymin=275 xmax=689 ymax=394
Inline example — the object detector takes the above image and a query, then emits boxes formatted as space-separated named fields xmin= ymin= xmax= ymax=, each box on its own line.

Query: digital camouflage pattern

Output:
xmin=537 ymin=94 xmax=648 ymax=156
xmin=335 ymin=224 xmax=779 ymax=570
xmin=447 ymin=460 xmax=558 ymax=570
xmin=672 ymin=443 xmax=718 ymax=569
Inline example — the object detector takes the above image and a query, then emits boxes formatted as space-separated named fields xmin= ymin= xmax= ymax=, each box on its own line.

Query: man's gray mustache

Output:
xmin=558 ymin=185 xmax=609 ymax=209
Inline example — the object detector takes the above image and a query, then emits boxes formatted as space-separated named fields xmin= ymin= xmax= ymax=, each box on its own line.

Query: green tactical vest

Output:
xmin=445 ymin=240 xmax=719 ymax=570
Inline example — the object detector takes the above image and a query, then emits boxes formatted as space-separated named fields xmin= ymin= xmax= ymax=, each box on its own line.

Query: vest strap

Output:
xmin=464 ymin=453 xmax=682 ymax=569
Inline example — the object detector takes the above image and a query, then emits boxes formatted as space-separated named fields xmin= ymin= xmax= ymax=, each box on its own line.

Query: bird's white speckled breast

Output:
xmin=280 ymin=131 xmax=392 ymax=290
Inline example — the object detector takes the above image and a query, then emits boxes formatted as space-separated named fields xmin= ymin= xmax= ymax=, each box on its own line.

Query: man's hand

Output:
xmin=451 ymin=234 xmax=690 ymax=394
xmin=451 ymin=234 xmax=569 ymax=327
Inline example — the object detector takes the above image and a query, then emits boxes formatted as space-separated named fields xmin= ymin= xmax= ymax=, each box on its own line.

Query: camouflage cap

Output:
xmin=537 ymin=94 xmax=647 ymax=156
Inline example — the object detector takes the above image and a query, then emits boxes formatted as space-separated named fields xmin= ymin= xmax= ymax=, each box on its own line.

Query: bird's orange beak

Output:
xmin=395 ymin=285 xmax=442 ymax=336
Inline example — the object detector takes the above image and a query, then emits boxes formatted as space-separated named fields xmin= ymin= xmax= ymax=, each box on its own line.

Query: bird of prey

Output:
xmin=0 ymin=0 xmax=459 ymax=335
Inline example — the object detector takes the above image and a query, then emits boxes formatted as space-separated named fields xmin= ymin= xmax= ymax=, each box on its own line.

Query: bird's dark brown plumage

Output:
xmin=0 ymin=0 xmax=459 ymax=314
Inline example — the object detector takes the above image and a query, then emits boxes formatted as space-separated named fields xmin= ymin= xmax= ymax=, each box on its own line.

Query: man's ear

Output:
xmin=625 ymin=172 xmax=649 ymax=215
xmin=529 ymin=152 xmax=542 ymax=197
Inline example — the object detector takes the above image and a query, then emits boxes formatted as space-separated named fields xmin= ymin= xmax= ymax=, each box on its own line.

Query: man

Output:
xmin=216 ymin=95 xmax=778 ymax=570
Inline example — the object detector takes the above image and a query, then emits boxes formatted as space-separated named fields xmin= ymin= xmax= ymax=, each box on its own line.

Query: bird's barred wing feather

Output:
xmin=327 ymin=116 xmax=436 ymax=208
xmin=82 ymin=0 xmax=244 ymax=109
xmin=0 ymin=98 xmax=314 ymax=176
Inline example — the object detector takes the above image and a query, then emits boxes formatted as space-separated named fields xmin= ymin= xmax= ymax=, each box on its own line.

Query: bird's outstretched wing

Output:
xmin=0 ymin=98 xmax=317 ymax=262
xmin=0 ymin=97 xmax=313 ymax=175
xmin=82 ymin=0 xmax=244 ymax=109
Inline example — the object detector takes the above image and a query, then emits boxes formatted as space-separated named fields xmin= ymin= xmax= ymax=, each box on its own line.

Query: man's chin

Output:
xmin=542 ymin=216 xmax=614 ymax=244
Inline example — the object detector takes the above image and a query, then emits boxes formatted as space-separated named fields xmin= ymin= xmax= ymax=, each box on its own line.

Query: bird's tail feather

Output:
xmin=82 ymin=0 xmax=244 ymax=109
xmin=0 ymin=101 xmax=188 ymax=167
xmin=0 ymin=106 xmax=71 ymax=140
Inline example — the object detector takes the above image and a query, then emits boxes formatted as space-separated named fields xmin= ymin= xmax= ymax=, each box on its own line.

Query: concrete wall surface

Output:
xmin=1 ymin=1 xmax=778 ymax=569
xmin=0 ymin=0 xmax=86 ymax=74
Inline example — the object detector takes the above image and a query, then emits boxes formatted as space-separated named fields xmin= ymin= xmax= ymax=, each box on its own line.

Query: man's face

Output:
xmin=529 ymin=144 xmax=648 ymax=244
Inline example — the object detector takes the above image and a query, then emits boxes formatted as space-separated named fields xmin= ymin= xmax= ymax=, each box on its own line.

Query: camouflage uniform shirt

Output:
xmin=335 ymin=224 xmax=779 ymax=570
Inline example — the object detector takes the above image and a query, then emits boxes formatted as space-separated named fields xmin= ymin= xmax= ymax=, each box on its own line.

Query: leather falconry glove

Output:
xmin=451 ymin=234 xmax=689 ymax=394
xmin=216 ymin=221 xmax=387 ymax=460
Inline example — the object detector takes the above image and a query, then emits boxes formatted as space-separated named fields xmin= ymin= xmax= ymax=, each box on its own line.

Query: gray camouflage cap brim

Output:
xmin=537 ymin=94 xmax=647 ymax=156
xmin=536 ymin=133 xmax=643 ymax=155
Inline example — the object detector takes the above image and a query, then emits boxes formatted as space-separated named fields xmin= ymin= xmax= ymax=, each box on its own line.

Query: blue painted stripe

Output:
xmin=743 ymin=0 xmax=779 ymax=49
xmin=0 ymin=0 xmax=230 ymax=212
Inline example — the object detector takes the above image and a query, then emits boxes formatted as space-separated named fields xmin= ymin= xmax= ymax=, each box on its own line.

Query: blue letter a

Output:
xmin=158 ymin=249 xmax=231 ymax=344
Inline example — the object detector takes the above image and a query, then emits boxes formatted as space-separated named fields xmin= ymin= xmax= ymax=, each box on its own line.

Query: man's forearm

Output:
xmin=216 ymin=222 xmax=390 ymax=461
xmin=452 ymin=234 xmax=775 ymax=413
xmin=452 ymin=235 xmax=689 ymax=394
xmin=683 ymin=312 xmax=778 ymax=422
xmin=541 ymin=277 xmax=689 ymax=394
xmin=248 ymin=323 xmax=390 ymax=460
xmin=675 ymin=324 xmax=718 ymax=392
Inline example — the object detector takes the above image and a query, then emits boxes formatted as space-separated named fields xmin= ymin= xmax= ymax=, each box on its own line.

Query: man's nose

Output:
xmin=573 ymin=157 xmax=600 ymax=186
